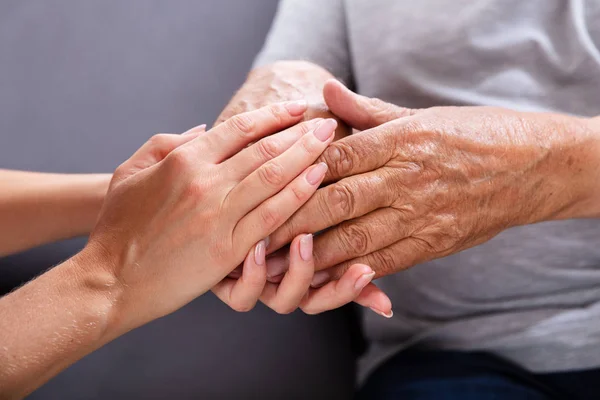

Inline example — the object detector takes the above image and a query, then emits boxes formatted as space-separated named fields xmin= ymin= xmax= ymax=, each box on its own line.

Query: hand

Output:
xmin=213 ymin=233 xmax=392 ymax=317
xmin=85 ymin=101 xmax=339 ymax=337
xmin=265 ymin=80 xmax=600 ymax=284
xmin=216 ymin=60 xmax=351 ymax=141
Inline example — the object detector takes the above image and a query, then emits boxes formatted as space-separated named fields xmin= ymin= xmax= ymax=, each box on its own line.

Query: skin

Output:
xmin=216 ymin=60 xmax=351 ymax=142
xmin=265 ymin=79 xmax=600 ymax=285
xmin=0 ymin=104 xmax=391 ymax=399
xmin=0 ymin=170 xmax=111 ymax=257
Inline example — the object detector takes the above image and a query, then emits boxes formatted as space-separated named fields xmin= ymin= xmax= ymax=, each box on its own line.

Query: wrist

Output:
xmin=544 ymin=115 xmax=600 ymax=220
xmin=65 ymin=245 xmax=125 ymax=345
xmin=69 ymin=174 xmax=111 ymax=235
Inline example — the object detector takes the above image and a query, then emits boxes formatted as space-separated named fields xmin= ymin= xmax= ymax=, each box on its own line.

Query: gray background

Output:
xmin=0 ymin=1 xmax=359 ymax=398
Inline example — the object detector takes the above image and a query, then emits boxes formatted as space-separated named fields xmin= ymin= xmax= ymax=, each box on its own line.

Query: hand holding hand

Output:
xmin=84 ymin=101 xmax=338 ymax=337
xmin=265 ymin=81 xmax=600 ymax=285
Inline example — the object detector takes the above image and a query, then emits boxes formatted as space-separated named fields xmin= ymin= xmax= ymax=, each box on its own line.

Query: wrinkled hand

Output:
xmin=265 ymin=80 xmax=599 ymax=285
xmin=216 ymin=61 xmax=351 ymax=141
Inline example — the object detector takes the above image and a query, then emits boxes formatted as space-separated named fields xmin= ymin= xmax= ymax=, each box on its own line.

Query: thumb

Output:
xmin=323 ymin=79 xmax=417 ymax=130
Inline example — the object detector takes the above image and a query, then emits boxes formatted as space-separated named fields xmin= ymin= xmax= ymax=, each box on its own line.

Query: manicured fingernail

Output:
xmin=284 ymin=100 xmax=308 ymax=116
xmin=197 ymin=124 xmax=207 ymax=131
xmin=266 ymin=255 xmax=288 ymax=278
xmin=254 ymin=240 xmax=266 ymax=265
xmin=311 ymin=270 xmax=330 ymax=288
xmin=354 ymin=270 xmax=375 ymax=291
xmin=313 ymin=119 xmax=337 ymax=142
xmin=306 ymin=162 xmax=328 ymax=185
xmin=264 ymin=236 xmax=271 ymax=250
xmin=370 ymin=308 xmax=394 ymax=318
xmin=299 ymin=234 xmax=313 ymax=261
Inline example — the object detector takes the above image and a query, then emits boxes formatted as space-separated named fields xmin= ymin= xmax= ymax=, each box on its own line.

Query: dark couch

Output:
xmin=0 ymin=1 xmax=359 ymax=398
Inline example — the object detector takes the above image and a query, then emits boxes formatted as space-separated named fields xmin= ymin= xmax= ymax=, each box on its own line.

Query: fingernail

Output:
xmin=284 ymin=100 xmax=308 ymax=116
xmin=264 ymin=236 xmax=271 ymax=250
xmin=313 ymin=119 xmax=337 ymax=142
xmin=305 ymin=162 xmax=328 ymax=185
xmin=311 ymin=270 xmax=330 ymax=288
xmin=266 ymin=255 xmax=288 ymax=278
xmin=299 ymin=234 xmax=313 ymax=261
xmin=197 ymin=124 xmax=207 ymax=131
xmin=254 ymin=240 xmax=266 ymax=265
xmin=354 ymin=270 xmax=375 ymax=291
xmin=370 ymin=308 xmax=394 ymax=319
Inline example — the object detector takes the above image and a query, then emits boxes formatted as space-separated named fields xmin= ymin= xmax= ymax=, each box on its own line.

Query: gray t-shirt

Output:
xmin=255 ymin=0 xmax=600 ymax=380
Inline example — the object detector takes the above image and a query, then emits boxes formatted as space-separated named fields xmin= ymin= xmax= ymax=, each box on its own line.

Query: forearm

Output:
xmin=559 ymin=116 xmax=600 ymax=220
xmin=0 ymin=170 xmax=110 ymax=256
xmin=0 ymin=249 xmax=117 ymax=399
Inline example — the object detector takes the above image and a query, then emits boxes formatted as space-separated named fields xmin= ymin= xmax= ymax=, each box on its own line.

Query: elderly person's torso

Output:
xmin=256 ymin=0 xmax=600 ymax=379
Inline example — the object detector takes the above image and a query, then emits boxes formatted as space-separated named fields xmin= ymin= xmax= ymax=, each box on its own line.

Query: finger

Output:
xmin=316 ymin=124 xmax=400 ymax=183
xmin=223 ymin=118 xmax=322 ymax=180
xmin=233 ymin=161 xmax=328 ymax=257
xmin=226 ymin=119 xmax=336 ymax=220
xmin=259 ymin=234 xmax=315 ymax=314
xmin=182 ymin=124 xmax=207 ymax=135
xmin=227 ymin=265 xmax=243 ymax=279
xmin=115 ymin=132 xmax=200 ymax=182
xmin=267 ymin=170 xmax=395 ymax=257
xmin=311 ymin=208 xmax=408 ymax=272
xmin=298 ymin=263 xmax=375 ymax=314
xmin=212 ymin=240 xmax=268 ymax=312
xmin=323 ymin=79 xmax=417 ymax=130
xmin=192 ymin=101 xmax=307 ymax=163
xmin=311 ymin=237 xmax=428 ymax=287
xmin=353 ymin=283 xmax=394 ymax=318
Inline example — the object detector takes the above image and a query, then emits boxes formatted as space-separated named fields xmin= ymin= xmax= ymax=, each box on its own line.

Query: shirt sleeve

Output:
xmin=253 ymin=0 xmax=352 ymax=83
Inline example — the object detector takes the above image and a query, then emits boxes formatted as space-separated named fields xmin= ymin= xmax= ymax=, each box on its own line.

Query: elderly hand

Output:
xmin=265 ymin=80 xmax=600 ymax=285
xmin=216 ymin=61 xmax=351 ymax=141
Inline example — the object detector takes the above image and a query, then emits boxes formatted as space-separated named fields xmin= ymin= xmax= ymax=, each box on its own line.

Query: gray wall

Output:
xmin=0 ymin=1 xmax=358 ymax=398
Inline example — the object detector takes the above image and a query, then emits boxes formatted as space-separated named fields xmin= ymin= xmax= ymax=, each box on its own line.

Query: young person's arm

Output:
xmin=0 ymin=170 xmax=110 ymax=257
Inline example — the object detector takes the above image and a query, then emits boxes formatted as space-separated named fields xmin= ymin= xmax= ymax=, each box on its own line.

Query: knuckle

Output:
xmin=268 ymin=103 xmax=287 ymax=125
xmin=256 ymin=137 xmax=282 ymax=160
xmin=148 ymin=133 xmax=171 ymax=147
xmin=260 ymin=205 xmax=283 ymax=230
xmin=338 ymin=223 xmax=371 ymax=255
xmin=371 ymin=249 xmax=397 ymax=274
xmin=321 ymin=142 xmax=356 ymax=177
xmin=229 ymin=113 xmax=255 ymax=136
xmin=297 ymin=120 xmax=316 ymax=135
xmin=165 ymin=148 xmax=194 ymax=172
xmin=258 ymin=162 xmax=285 ymax=187
xmin=328 ymin=183 xmax=356 ymax=218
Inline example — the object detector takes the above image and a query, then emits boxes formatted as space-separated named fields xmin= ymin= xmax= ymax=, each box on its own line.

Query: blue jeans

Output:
xmin=357 ymin=349 xmax=600 ymax=400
